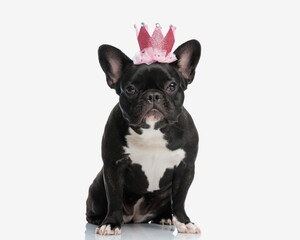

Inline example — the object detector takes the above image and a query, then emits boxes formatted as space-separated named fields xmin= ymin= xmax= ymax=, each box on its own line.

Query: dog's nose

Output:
xmin=146 ymin=91 xmax=162 ymax=104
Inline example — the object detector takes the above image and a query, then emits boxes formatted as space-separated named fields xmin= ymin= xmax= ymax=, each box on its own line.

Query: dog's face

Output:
xmin=118 ymin=63 xmax=185 ymax=127
xmin=98 ymin=40 xmax=201 ymax=127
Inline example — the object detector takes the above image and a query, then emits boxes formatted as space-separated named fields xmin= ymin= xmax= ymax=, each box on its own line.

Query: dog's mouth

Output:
xmin=128 ymin=107 xmax=166 ymax=128
xmin=144 ymin=109 xmax=164 ymax=122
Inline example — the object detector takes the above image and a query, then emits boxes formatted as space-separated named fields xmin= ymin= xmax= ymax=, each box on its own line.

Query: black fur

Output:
xmin=86 ymin=40 xmax=201 ymax=231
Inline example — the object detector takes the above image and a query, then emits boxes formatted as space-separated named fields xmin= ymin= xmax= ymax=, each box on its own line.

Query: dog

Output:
xmin=86 ymin=38 xmax=201 ymax=235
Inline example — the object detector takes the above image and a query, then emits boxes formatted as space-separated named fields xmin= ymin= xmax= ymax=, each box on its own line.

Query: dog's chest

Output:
xmin=124 ymin=125 xmax=185 ymax=192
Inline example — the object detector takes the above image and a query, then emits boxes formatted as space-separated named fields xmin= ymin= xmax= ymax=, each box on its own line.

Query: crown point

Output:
xmin=134 ymin=24 xmax=139 ymax=37
xmin=156 ymin=23 xmax=161 ymax=28
xmin=141 ymin=22 xmax=145 ymax=27
xmin=170 ymin=24 xmax=173 ymax=29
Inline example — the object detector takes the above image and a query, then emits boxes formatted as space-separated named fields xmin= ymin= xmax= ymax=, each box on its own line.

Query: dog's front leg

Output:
xmin=97 ymin=158 xmax=129 ymax=235
xmin=172 ymin=161 xmax=201 ymax=234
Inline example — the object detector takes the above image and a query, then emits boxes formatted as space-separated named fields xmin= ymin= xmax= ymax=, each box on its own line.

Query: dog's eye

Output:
xmin=125 ymin=86 xmax=137 ymax=95
xmin=167 ymin=82 xmax=177 ymax=92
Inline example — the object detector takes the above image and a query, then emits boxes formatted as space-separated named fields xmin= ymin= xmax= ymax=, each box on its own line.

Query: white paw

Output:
xmin=172 ymin=217 xmax=201 ymax=234
xmin=95 ymin=224 xmax=121 ymax=235
xmin=160 ymin=218 xmax=173 ymax=225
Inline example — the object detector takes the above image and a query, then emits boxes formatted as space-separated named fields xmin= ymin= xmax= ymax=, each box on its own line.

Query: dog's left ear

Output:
xmin=171 ymin=40 xmax=201 ymax=85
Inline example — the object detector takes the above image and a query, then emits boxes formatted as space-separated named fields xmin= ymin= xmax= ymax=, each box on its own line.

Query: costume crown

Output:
xmin=133 ymin=23 xmax=177 ymax=65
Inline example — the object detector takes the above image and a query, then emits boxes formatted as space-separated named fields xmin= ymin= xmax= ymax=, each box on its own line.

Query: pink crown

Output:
xmin=133 ymin=23 xmax=177 ymax=65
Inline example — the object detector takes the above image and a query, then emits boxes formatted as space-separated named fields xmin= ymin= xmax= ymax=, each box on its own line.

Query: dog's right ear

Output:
xmin=98 ymin=44 xmax=133 ymax=90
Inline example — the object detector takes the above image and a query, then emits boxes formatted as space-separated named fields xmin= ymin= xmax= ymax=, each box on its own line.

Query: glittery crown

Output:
xmin=133 ymin=23 xmax=177 ymax=65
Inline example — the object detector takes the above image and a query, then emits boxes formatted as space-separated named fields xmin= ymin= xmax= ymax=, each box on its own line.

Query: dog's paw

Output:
xmin=159 ymin=218 xmax=173 ymax=225
xmin=95 ymin=224 xmax=121 ymax=235
xmin=172 ymin=217 xmax=201 ymax=234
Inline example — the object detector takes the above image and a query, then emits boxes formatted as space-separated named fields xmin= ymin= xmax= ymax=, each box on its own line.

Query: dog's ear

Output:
xmin=98 ymin=44 xmax=133 ymax=90
xmin=171 ymin=40 xmax=201 ymax=85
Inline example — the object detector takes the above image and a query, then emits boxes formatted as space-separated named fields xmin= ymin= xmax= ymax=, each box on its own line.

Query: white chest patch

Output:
xmin=124 ymin=121 xmax=185 ymax=192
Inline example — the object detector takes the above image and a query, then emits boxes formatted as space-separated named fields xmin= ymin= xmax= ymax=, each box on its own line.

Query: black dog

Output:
xmin=86 ymin=39 xmax=201 ymax=235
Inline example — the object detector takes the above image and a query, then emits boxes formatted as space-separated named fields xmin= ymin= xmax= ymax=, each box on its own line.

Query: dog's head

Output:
xmin=98 ymin=40 xmax=201 ymax=128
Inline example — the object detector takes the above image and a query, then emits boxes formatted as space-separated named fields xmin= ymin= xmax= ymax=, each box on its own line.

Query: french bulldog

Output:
xmin=86 ymin=39 xmax=201 ymax=235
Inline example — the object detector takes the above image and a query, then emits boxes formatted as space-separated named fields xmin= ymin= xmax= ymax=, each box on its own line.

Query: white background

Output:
xmin=0 ymin=0 xmax=299 ymax=239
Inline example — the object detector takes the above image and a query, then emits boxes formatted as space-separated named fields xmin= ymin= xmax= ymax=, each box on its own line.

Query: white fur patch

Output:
xmin=124 ymin=120 xmax=185 ymax=192
xmin=172 ymin=217 xmax=201 ymax=234
xmin=160 ymin=218 xmax=173 ymax=225
xmin=96 ymin=224 xmax=121 ymax=235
